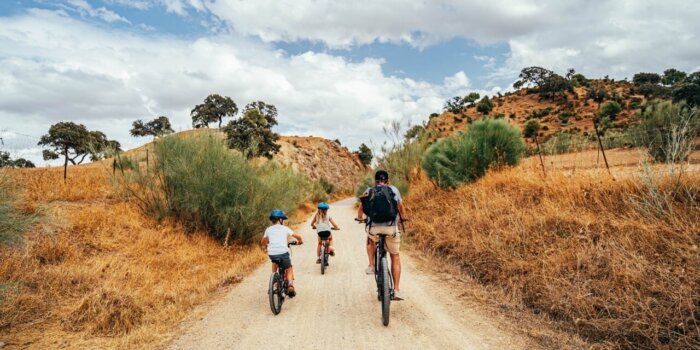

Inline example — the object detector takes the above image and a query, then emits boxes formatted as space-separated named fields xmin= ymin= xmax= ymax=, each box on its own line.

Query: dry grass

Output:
xmin=405 ymin=166 xmax=700 ymax=349
xmin=0 ymin=165 xmax=265 ymax=349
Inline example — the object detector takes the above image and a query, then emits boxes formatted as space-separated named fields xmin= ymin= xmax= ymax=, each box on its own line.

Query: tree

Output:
xmin=223 ymin=108 xmax=280 ymax=159
xmin=539 ymin=74 xmax=574 ymax=99
xmin=130 ymin=116 xmax=174 ymax=138
xmin=404 ymin=125 xmax=425 ymax=141
xmin=523 ymin=119 xmax=540 ymax=138
xmin=571 ymin=73 xmax=590 ymax=87
xmin=633 ymin=72 xmax=661 ymax=85
xmin=191 ymin=94 xmax=238 ymax=128
xmin=358 ymin=143 xmax=373 ymax=165
xmin=600 ymin=101 xmax=622 ymax=120
xmin=0 ymin=151 xmax=12 ymax=168
xmin=244 ymin=101 xmax=278 ymax=121
xmin=38 ymin=122 xmax=116 ymax=180
xmin=634 ymin=100 xmax=700 ymax=162
xmin=476 ymin=96 xmax=493 ymax=114
xmin=662 ymin=68 xmax=687 ymax=86
xmin=518 ymin=66 xmax=555 ymax=88
xmin=672 ymin=71 xmax=700 ymax=107
xmin=443 ymin=96 xmax=465 ymax=114
xmin=463 ymin=92 xmax=481 ymax=106
xmin=586 ymin=87 xmax=608 ymax=109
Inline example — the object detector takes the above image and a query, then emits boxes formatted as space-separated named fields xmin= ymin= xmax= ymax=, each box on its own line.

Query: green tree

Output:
xmin=443 ymin=96 xmax=465 ymax=114
xmin=539 ymin=74 xmax=574 ymax=99
xmin=672 ymin=71 xmax=700 ymax=107
xmin=191 ymin=94 xmax=238 ymax=128
xmin=633 ymin=72 xmax=661 ymax=85
xmin=523 ymin=119 xmax=540 ymax=138
xmin=404 ymin=125 xmax=425 ymax=141
xmin=570 ymin=73 xmax=590 ymax=87
xmin=358 ymin=143 xmax=373 ymax=165
xmin=223 ymin=108 xmax=280 ymax=159
xmin=131 ymin=116 xmax=174 ymax=138
xmin=662 ymin=68 xmax=687 ymax=86
xmin=244 ymin=101 xmax=278 ymax=121
xmin=634 ymin=100 xmax=700 ymax=162
xmin=476 ymin=96 xmax=493 ymax=114
xmin=38 ymin=122 xmax=114 ymax=179
xmin=586 ymin=87 xmax=608 ymax=109
xmin=519 ymin=66 xmax=555 ymax=87
xmin=11 ymin=158 xmax=35 ymax=168
xmin=463 ymin=92 xmax=481 ymax=106
xmin=600 ymin=101 xmax=622 ymax=120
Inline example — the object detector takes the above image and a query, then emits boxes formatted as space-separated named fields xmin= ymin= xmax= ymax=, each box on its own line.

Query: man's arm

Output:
xmin=398 ymin=201 xmax=408 ymax=221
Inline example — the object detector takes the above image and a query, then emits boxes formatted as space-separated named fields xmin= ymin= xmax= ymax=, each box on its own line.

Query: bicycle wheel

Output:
xmin=268 ymin=272 xmax=283 ymax=315
xmin=380 ymin=256 xmax=391 ymax=326
xmin=320 ymin=243 xmax=327 ymax=275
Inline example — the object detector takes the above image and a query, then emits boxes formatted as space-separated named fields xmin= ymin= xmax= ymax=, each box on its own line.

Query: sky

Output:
xmin=1 ymin=0 xmax=699 ymax=166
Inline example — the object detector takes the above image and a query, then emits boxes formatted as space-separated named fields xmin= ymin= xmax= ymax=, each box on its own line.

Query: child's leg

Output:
xmin=271 ymin=262 xmax=278 ymax=272
xmin=316 ymin=237 xmax=322 ymax=257
xmin=286 ymin=267 xmax=295 ymax=285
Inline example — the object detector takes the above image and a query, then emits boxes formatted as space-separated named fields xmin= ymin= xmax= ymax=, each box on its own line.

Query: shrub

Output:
xmin=523 ymin=119 xmax=540 ymax=138
xmin=633 ymin=100 xmax=700 ymax=162
xmin=600 ymin=101 xmax=622 ymax=120
xmin=476 ymin=96 xmax=493 ymax=115
xmin=422 ymin=119 xmax=525 ymax=188
xmin=0 ymin=172 xmax=32 ymax=244
xmin=558 ymin=112 xmax=572 ymax=125
xmin=117 ymin=135 xmax=309 ymax=244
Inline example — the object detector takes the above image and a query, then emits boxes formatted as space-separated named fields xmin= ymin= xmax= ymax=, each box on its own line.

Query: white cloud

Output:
xmin=0 ymin=9 xmax=469 ymax=165
xmin=67 ymin=0 xmax=131 ymax=23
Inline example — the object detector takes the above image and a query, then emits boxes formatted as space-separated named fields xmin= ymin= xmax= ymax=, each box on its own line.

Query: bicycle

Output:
xmin=268 ymin=241 xmax=300 ymax=315
xmin=319 ymin=227 xmax=339 ymax=275
xmin=356 ymin=218 xmax=393 ymax=326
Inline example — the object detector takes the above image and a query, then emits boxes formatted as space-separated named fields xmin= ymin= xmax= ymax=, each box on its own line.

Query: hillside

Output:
xmin=426 ymin=80 xmax=645 ymax=143
xmin=125 ymin=129 xmax=368 ymax=192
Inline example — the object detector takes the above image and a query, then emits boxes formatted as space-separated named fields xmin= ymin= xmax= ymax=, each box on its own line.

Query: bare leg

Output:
xmin=286 ymin=267 xmax=295 ymax=285
xmin=316 ymin=237 xmax=322 ymax=257
xmin=367 ymin=239 xmax=376 ymax=267
xmin=390 ymin=253 xmax=401 ymax=291
xmin=271 ymin=262 xmax=278 ymax=272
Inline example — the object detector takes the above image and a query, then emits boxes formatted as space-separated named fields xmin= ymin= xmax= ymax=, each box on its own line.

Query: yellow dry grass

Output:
xmin=0 ymin=165 xmax=265 ymax=349
xmin=405 ymin=165 xmax=700 ymax=349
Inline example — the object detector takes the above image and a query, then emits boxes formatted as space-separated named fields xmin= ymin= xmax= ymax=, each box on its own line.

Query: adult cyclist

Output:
xmin=356 ymin=170 xmax=408 ymax=300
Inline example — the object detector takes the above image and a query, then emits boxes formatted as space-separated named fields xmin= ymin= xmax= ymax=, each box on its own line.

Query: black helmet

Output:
xmin=375 ymin=169 xmax=389 ymax=181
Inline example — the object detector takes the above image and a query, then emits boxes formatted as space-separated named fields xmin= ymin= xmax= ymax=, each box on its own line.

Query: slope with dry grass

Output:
xmin=0 ymin=166 xmax=265 ymax=349
xmin=405 ymin=166 xmax=699 ymax=349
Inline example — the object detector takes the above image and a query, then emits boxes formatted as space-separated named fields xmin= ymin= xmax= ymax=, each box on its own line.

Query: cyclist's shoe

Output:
xmin=316 ymin=258 xmax=321 ymax=264
xmin=365 ymin=266 xmax=374 ymax=275
xmin=329 ymin=248 xmax=335 ymax=256
xmin=392 ymin=290 xmax=404 ymax=301
xmin=287 ymin=285 xmax=296 ymax=298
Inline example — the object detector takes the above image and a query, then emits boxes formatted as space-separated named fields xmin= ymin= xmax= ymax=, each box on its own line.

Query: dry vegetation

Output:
xmin=405 ymin=164 xmax=699 ymax=349
xmin=0 ymin=165 xmax=265 ymax=349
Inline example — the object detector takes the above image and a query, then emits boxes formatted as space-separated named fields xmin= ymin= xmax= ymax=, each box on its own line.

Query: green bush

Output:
xmin=0 ymin=172 xmax=32 ymax=244
xmin=118 ymin=135 xmax=309 ymax=244
xmin=523 ymin=119 xmax=540 ymax=138
xmin=633 ymin=100 xmax=700 ymax=162
xmin=422 ymin=119 xmax=525 ymax=188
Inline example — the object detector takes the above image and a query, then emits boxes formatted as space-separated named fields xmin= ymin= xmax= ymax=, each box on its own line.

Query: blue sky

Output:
xmin=1 ymin=0 xmax=699 ymax=165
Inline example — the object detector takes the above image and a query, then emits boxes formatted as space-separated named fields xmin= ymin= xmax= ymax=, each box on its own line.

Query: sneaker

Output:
xmin=287 ymin=285 xmax=296 ymax=298
xmin=365 ymin=266 xmax=374 ymax=275
xmin=392 ymin=290 xmax=404 ymax=301
xmin=316 ymin=258 xmax=321 ymax=264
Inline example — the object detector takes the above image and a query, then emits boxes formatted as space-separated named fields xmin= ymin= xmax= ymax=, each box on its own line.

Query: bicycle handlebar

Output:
xmin=288 ymin=241 xmax=301 ymax=246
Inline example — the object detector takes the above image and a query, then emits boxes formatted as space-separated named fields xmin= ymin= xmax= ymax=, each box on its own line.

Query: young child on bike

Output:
xmin=311 ymin=202 xmax=340 ymax=264
xmin=261 ymin=209 xmax=303 ymax=297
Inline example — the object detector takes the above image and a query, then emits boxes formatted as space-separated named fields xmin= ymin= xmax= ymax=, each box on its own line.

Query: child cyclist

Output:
xmin=261 ymin=209 xmax=303 ymax=297
xmin=311 ymin=202 xmax=340 ymax=264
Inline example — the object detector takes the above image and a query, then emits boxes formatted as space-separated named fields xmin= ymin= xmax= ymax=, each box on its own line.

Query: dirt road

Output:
xmin=169 ymin=198 xmax=537 ymax=350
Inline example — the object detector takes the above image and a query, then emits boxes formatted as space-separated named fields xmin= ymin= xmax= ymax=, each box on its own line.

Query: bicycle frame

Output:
xmin=374 ymin=234 xmax=394 ymax=299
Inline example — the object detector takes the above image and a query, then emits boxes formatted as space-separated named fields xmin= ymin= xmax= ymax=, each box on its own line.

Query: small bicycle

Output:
xmin=268 ymin=241 xmax=300 ymax=315
xmin=355 ymin=218 xmax=393 ymax=326
xmin=319 ymin=227 xmax=339 ymax=275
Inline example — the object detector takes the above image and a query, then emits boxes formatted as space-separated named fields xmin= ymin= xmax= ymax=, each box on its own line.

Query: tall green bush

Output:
xmin=422 ymin=119 xmax=525 ymax=188
xmin=0 ymin=172 xmax=32 ymax=244
xmin=633 ymin=100 xmax=700 ymax=162
xmin=118 ymin=135 xmax=309 ymax=244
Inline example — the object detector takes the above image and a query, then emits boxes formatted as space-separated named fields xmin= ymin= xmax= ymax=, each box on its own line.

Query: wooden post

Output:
xmin=534 ymin=135 xmax=546 ymax=178
xmin=112 ymin=158 xmax=116 ymax=176
xmin=593 ymin=118 xmax=611 ymax=176
xmin=223 ymin=228 xmax=232 ymax=247
xmin=146 ymin=149 xmax=149 ymax=175
xmin=63 ymin=145 xmax=68 ymax=182
xmin=116 ymin=150 xmax=125 ymax=176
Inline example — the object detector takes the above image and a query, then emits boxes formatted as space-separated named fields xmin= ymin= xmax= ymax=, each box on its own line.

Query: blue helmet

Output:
xmin=269 ymin=209 xmax=288 ymax=220
xmin=317 ymin=202 xmax=330 ymax=210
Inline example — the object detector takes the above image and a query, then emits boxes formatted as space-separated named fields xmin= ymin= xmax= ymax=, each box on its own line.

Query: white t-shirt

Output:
xmin=363 ymin=185 xmax=402 ymax=227
xmin=264 ymin=224 xmax=294 ymax=255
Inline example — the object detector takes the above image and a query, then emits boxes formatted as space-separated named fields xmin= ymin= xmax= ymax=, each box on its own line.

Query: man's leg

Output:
xmin=390 ymin=253 xmax=401 ymax=291
xmin=366 ymin=238 xmax=376 ymax=267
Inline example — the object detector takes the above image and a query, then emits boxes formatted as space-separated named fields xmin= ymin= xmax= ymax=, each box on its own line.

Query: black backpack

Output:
xmin=361 ymin=185 xmax=398 ymax=225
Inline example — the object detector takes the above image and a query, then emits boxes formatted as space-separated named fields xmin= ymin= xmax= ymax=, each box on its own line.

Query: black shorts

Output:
xmin=269 ymin=252 xmax=292 ymax=271
xmin=317 ymin=230 xmax=331 ymax=240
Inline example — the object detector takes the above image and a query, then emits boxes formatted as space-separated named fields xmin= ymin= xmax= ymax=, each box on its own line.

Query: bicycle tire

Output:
xmin=380 ymin=256 xmax=391 ymax=326
xmin=321 ymin=243 xmax=327 ymax=275
xmin=268 ymin=272 xmax=283 ymax=315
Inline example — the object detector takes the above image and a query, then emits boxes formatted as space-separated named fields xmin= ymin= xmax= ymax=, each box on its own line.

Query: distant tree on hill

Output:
xmin=518 ymin=66 xmax=555 ymax=88
xmin=0 ymin=151 xmax=33 ymax=168
xmin=38 ymin=122 xmax=117 ymax=179
xmin=463 ymin=92 xmax=481 ymax=106
xmin=223 ymin=108 xmax=280 ymax=159
xmin=570 ymin=73 xmax=589 ymax=87
xmin=672 ymin=71 xmax=700 ymax=107
xmin=443 ymin=96 xmax=465 ymax=114
xmin=130 ymin=116 xmax=174 ymax=139
xmin=662 ymin=68 xmax=687 ymax=86
xmin=523 ymin=119 xmax=540 ymax=138
xmin=600 ymin=101 xmax=622 ymax=120
xmin=404 ymin=125 xmax=425 ymax=141
xmin=633 ymin=72 xmax=661 ymax=85
xmin=539 ymin=74 xmax=574 ymax=100
xmin=476 ymin=96 xmax=493 ymax=114
xmin=586 ymin=87 xmax=608 ymax=109
xmin=244 ymin=101 xmax=278 ymax=120
xmin=514 ymin=66 xmax=572 ymax=99
xmin=358 ymin=143 xmax=373 ymax=165
xmin=191 ymin=94 xmax=238 ymax=128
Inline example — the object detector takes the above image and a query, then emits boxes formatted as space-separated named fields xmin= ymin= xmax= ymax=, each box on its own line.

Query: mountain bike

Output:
xmin=268 ymin=241 xmax=299 ymax=315
xmin=319 ymin=227 xmax=339 ymax=275
xmin=356 ymin=218 xmax=393 ymax=326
